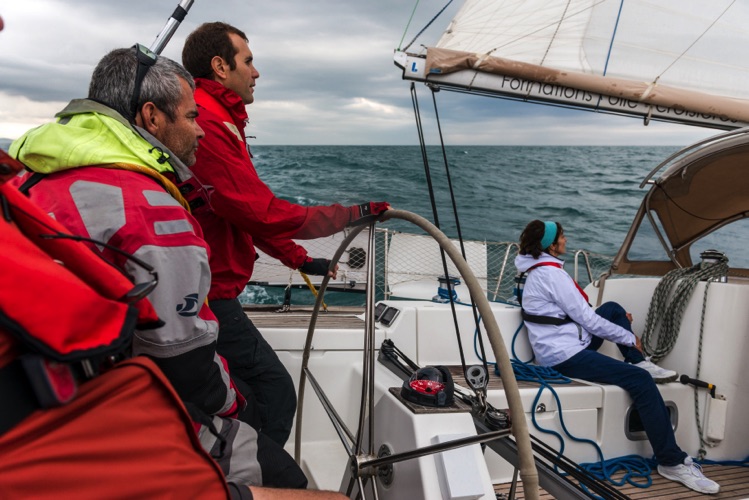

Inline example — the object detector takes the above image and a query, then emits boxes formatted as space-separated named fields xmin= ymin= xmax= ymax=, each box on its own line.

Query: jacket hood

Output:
xmin=514 ymin=252 xmax=565 ymax=273
xmin=10 ymin=99 xmax=176 ymax=176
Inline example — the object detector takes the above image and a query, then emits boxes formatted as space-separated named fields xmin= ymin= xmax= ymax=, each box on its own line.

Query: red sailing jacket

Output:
xmin=17 ymin=165 xmax=238 ymax=418
xmin=191 ymin=78 xmax=356 ymax=300
xmin=0 ymin=152 xmax=233 ymax=498
xmin=0 ymin=165 xmax=160 ymax=370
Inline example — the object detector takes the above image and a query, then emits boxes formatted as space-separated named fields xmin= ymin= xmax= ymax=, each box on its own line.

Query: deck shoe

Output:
xmin=634 ymin=359 xmax=678 ymax=383
xmin=657 ymin=457 xmax=720 ymax=494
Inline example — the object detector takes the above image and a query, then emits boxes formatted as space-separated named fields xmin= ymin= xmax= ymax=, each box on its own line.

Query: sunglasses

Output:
xmin=128 ymin=43 xmax=158 ymax=121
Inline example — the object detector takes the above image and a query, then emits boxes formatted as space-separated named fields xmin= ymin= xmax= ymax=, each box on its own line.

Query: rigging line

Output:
xmin=602 ymin=0 xmax=625 ymax=77
xmin=484 ymin=0 xmax=608 ymax=57
xmin=402 ymin=0 xmax=455 ymax=52
xmin=398 ymin=0 xmax=421 ymax=50
xmin=410 ymin=84 xmax=438 ymax=227
xmin=539 ymin=0 xmax=572 ymax=67
xmin=409 ymin=83 xmax=467 ymax=370
xmin=694 ymin=279 xmax=713 ymax=457
xmin=299 ymin=271 xmax=328 ymax=312
xmin=429 ymin=88 xmax=490 ymax=378
xmin=657 ymin=0 xmax=736 ymax=80
xmin=463 ymin=0 xmax=607 ymax=96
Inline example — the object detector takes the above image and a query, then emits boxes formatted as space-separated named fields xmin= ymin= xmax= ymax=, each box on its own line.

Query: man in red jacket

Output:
xmin=11 ymin=46 xmax=307 ymax=490
xmin=182 ymin=22 xmax=388 ymax=446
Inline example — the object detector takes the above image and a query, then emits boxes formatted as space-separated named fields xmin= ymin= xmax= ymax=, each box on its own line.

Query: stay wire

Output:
xmin=657 ymin=1 xmax=736 ymax=80
xmin=410 ymin=83 xmax=468 ymax=372
xmin=398 ymin=0 xmax=421 ymax=50
xmin=429 ymin=88 xmax=490 ymax=382
xmin=401 ymin=0 xmax=455 ymax=52
xmin=602 ymin=0 xmax=625 ymax=76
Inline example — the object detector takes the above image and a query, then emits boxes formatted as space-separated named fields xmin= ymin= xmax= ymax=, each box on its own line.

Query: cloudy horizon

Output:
xmin=0 ymin=0 xmax=719 ymax=147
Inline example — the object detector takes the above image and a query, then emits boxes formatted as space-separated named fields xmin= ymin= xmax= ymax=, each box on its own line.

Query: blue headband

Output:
xmin=541 ymin=221 xmax=557 ymax=250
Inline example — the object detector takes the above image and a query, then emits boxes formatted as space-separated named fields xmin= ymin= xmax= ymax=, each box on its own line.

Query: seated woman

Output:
xmin=514 ymin=219 xmax=719 ymax=495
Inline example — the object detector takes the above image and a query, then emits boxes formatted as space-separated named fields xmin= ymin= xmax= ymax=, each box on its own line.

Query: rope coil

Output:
xmin=642 ymin=255 xmax=729 ymax=362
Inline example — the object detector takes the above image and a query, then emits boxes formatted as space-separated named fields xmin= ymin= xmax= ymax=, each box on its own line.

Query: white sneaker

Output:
xmin=634 ymin=359 xmax=678 ymax=383
xmin=658 ymin=457 xmax=720 ymax=494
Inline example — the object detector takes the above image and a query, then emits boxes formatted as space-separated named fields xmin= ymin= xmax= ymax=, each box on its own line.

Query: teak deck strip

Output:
xmin=245 ymin=304 xmax=366 ymax=330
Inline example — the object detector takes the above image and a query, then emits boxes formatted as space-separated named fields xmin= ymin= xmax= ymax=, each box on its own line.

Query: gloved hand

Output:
xmin=349 ymin=201 xmax=390 ymax=226
xmin=299 ymin=257 xmax=332 ymax=276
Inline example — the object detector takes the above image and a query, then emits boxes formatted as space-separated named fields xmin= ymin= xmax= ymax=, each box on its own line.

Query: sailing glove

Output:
xmin=349 ymin=201 xmax=390 ymax=226
xmin=299 ymin=257 xmax=331 ymax=276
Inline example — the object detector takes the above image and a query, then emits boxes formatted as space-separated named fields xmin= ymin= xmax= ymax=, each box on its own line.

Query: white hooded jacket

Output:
xmin=514 ymin=252 xmax=636 ymax=366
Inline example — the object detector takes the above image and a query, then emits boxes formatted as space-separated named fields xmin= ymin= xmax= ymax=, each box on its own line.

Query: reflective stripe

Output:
xmin=224 ymin=121 xmax=244 ymax=142
xmin=143 ymin=189 xmax=181 ymax=207
xmin=129 ymin=244 xmax=216 ymax=357
xmin=70 ymin=180 xmax=125 ymax=247
xmin=154 ymin=219 xmax=193 ymax=235
xmin=199 ymin=417 xmax=262 ymax=486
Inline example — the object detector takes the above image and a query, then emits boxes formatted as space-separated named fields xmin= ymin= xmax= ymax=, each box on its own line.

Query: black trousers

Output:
xmin=211 ymin=298 xmax=297 ymax=446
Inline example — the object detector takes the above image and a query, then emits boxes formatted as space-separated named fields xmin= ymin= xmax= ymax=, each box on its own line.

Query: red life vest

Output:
xmin=0 ymin=151 xmax=232 ymax=498
xmin=527 ymin=262 xmax=589 ymax=302
xmin=0 ymin=181 xmax=160 ymax=364
xmin=516 ymin=261 xmax=589 ymax=325
xmin=1 ymin=149 xmax=161 ymax=421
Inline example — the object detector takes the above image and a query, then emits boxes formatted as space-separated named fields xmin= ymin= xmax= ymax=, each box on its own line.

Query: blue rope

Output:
xmin=436 ymin=285 xmax=458 ymax=302
xmin=700 ymin=455 xmax=749 ymax=467
xmin=580 ymin=455 xmax=656 ymax=489
xmin=471 ymin=313 xmax=656 ymax=493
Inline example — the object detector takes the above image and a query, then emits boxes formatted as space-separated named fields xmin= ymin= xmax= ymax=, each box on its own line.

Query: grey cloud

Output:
xmin=0 ymin=0 xmax=716 ymax=145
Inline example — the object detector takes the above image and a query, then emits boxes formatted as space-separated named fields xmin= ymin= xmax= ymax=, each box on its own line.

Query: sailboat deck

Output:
xmin=494 ymin=464 xmax=749 ymax=499
xmin=245 ymin=304 xmax=366 ymax=330
xmin=248 ymin=305 xmax=749 ymax=499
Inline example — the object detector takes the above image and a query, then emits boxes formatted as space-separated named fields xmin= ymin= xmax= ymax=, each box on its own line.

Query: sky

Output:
xmin=0 ymin=0 xmax=720 ymax=146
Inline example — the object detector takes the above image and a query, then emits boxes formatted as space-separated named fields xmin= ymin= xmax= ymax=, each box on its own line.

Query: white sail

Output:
xmin=395 ymin=0 xmax=749 ymax=129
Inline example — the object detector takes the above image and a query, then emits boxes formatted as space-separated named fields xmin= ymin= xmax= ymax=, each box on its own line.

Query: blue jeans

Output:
xmin=590 ymin=301 xmax=645 ymax=364
xmin=552 ymin=302 xmax=687 ymax=466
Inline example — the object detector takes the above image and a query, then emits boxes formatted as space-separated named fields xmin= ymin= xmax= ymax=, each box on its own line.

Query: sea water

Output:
xmin=251 ymin=144 xmax=676 ymax=255
xmin=0 ymin=141 xmax=691 ymax=304
xmin=0 ymin=141 xmax=676 ymax=252
xmin=243 ymin=145 xmax=680 ymax=305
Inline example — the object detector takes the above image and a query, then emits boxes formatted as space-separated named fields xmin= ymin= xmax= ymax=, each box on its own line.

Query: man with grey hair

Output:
xmin=10 ymin=46 xmax=309 ymax=493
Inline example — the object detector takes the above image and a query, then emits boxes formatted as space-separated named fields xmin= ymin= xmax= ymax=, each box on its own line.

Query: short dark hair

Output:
xmin=182 ymin=22 xmax=248 ymax=79
xmin=519 ymin=220 xmax=563 ymax=258
xmin=88 ymin=48 xmax=194 ymax=122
